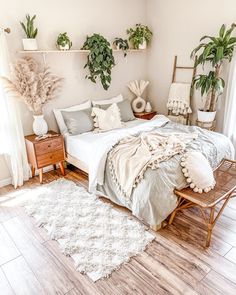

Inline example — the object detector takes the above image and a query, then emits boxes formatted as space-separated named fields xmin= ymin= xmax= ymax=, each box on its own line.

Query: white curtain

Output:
xmin=223 ymin=56 xmax=236 ymax=158
xmin=0 ymin=29 xmax=30 ymax=187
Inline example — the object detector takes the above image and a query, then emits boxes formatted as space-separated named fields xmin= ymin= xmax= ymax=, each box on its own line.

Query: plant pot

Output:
xmin=197 ymin=110 xmax=216 ymax=123
xmin=58 ymin=44 xmax=70 ymax=50
xmin=138 ymin=40 xmax=147 ymax=50
xmin=33 ymin=115 xmax=48 ymax=136
xmin=132 ymin=97 xmax=146 ymax=113
xmin=113 ymin=44 xmax=120 ymax=50
xmin=22 ymin=38 xmax=38 ymax=50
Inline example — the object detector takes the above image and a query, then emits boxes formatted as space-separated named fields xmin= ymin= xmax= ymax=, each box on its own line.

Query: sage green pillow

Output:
xmin=100 ymin=99 xmax=135 ymax=122
xmin=61 ymin=108 xmax=94 ymax=135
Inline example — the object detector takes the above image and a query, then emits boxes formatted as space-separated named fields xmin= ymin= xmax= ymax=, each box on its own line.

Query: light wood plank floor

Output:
xmin=0 ymin=167 xmax=236 ymax=295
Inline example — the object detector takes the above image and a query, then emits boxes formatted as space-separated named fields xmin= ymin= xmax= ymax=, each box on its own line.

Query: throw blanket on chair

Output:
xmin=167 ymin=82 xmax=192 ymax=115
xmin=108 ymin=131 xmax=198 ymax=205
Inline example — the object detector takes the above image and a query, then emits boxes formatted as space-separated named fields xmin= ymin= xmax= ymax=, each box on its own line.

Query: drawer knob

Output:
xmin=48 ymin=144 xmax=51 ymax=148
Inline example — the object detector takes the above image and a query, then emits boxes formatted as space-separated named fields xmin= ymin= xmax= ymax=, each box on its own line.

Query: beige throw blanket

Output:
xmin=108 ymin=131 xmax=198 ymax=205
xmin=167 ymin=82 xmax=192 ymax=115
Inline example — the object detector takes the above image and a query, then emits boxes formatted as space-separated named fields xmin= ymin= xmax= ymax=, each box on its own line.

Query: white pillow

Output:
xmin=92 ymin=94 xmax=123 ymax=106
xmin=92 ymin=103 xmax=122 ymax=131
xmin=53 ymin=100 xmax=91 ymax=135
xmin=181 ymin=151 xmax=216 ymax=194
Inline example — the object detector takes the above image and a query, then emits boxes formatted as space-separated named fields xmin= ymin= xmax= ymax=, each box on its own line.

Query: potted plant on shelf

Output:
xmin=20 ymin=14 xmax=38 ymax=50
xmin=191 ymin=23 xmax=236 ymax=123
xmin=81 ymin=34 xmax=115 ymax=90
xmin=113 ymin=38 xmax=129 ymax=57
xmin=56 ymin=32 xmax=72 ymax=50
xmin=1 ymin=57 xmax=62 ymax=136
xmin=127 ymin=24 xmax=153 ymax=49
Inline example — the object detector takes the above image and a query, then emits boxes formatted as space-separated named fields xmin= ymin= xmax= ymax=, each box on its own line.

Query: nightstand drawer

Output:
xmin=35 ymin=137 xmax=63 ymax=155
xmin=37 ymin=150 xmax=65 ymax=168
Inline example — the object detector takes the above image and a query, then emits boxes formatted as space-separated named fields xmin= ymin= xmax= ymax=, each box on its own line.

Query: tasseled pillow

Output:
xmin=181 ymin=151 xmax=216 ymax=193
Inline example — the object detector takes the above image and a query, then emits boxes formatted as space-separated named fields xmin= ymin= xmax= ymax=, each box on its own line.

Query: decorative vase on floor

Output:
xmin=33 ymin=115 xmax=48 ymax=136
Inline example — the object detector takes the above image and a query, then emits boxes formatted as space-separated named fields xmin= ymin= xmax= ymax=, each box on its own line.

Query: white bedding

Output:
xmin=65 ymin=119 xmax=146 ymax=166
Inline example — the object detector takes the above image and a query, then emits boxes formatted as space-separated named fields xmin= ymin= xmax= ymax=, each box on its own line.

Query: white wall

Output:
xmin=147 ymin=0 xmax=236 ymax=127
xmin=0 ymin=0 xmax=148 ymax=183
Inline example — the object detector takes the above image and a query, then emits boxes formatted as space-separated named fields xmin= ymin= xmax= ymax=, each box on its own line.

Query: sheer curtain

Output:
xmin=223 ymin=56 xmax=236 ymax=158
xmin=0 ymin=28 xmax=30 ymax=187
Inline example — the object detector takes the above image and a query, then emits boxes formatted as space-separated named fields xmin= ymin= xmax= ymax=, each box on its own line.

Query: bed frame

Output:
xmin=66 ymin=153 xmax=89 ymax=173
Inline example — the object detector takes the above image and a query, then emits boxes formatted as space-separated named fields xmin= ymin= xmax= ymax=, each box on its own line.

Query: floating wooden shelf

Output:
xmin=18 ymin=49 xmax=145 ymax=54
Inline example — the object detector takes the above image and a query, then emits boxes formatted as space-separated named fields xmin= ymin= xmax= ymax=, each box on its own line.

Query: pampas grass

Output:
xmin=1 ymin=57 xmax=62 ymax=115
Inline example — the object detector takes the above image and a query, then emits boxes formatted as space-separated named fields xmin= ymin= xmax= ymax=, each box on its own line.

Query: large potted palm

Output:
xmin=191 ymin=23 xmax=236 ymax=123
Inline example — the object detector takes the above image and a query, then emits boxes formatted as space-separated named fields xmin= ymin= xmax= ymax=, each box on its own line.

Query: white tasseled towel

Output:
xmin=167 ymin=82 xmax=192 ymax=115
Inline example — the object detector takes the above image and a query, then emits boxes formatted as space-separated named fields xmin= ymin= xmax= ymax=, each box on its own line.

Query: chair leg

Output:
xmin=169 ymin=210 xmax=177 ymax=225
xmin=206 ymin=207 xmax=215 ymax=247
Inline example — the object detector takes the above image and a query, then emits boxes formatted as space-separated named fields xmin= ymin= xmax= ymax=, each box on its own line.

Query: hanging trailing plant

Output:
xmin=81 ymin=34 xmax=115 ymax=90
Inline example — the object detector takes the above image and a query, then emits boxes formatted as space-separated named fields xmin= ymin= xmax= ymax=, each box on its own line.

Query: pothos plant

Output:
xmin=113 ymin=38 xmax=129 ymax=57
xmin=191 ymin=23 xmax=236 ymax=112
xmin=127 ymin=24 xmax=152 ymax=49
xmin=56 ymin=32 xmax=72 ymax=49
xmin=82 ymin=34 xmax=115 ymax=90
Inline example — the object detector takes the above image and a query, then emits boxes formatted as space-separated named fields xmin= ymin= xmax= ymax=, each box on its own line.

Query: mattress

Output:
xmin=64 ymin=119 xmax=145 ymax=166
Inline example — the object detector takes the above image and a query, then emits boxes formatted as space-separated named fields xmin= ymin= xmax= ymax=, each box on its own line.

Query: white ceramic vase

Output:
xmin=138 ymin=40 xmax=147 ymax=50
xmin=132 ymin=97 xmax=146 ymax=113
xmin=145 ymin=101 xmax=152 ymax=112
xmin=197 ymin=110 xmax=216 ymax=122
xmin=22 ymin=38 xmax=38 ymax=51
xmin=33 ymin=115 xmax=48 ymax=136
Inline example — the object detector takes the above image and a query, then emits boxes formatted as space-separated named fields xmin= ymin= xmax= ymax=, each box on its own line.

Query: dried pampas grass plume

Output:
xmin=1 ymin=57 xmax=63 ymax=115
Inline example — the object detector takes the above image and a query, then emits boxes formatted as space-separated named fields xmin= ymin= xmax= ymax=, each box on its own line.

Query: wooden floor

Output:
xmin=1 ymin=167 xmax=236 ymax=295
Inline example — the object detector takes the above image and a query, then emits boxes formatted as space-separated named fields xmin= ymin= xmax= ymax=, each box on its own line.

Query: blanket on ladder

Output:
xmin=108 ymin=131 xmax=198 ymax=205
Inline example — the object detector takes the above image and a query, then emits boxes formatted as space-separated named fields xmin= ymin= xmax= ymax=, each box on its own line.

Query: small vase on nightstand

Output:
xmin=145 ymin=101 xmax=152 ymax=113
xmin=33 ymin=115 xmax=48 ymax=136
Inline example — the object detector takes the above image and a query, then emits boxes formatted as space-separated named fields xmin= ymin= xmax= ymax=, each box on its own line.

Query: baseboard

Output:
xmin=0 ymin=177 xmax=12 ymax=188
xmin=0 ymin=165 xmax=55 ymax=188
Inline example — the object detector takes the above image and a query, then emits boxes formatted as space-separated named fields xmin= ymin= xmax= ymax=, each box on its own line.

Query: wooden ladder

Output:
xmin=168 ymin=55 xmax=197 ymax=125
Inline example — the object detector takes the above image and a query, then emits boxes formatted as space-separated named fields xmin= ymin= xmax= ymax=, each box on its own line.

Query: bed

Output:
xmin=64 ymin=115 xmax=234 ymax=230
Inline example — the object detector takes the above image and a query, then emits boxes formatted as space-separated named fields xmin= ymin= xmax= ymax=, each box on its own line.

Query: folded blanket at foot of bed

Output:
xmin=108 ymin=131 xmax=198 ymax=205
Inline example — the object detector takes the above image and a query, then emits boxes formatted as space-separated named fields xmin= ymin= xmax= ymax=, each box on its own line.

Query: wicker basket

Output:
xmin=196 ymin=120 xmax=216 ymax=131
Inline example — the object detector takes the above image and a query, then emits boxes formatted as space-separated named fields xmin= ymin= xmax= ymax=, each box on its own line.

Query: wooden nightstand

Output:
xmin=25 ymin=131 xmax=65 ymax=183
xmin=134 ymin=111 xmax=157 ymax=120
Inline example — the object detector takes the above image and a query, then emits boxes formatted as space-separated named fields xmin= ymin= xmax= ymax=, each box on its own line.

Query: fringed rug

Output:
xmin=24 ymin=179 xmax=154 ymax=281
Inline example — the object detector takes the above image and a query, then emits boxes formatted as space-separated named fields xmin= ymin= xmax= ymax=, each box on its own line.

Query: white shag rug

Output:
xmin=24 ymin=179 xmax=154 ymax=282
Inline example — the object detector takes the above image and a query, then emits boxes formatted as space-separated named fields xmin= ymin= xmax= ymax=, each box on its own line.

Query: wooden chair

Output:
xmin=169 ymin=159 xmax=236 ymax=247
xmin=168 ymin=55 xmax=197 ymax=125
